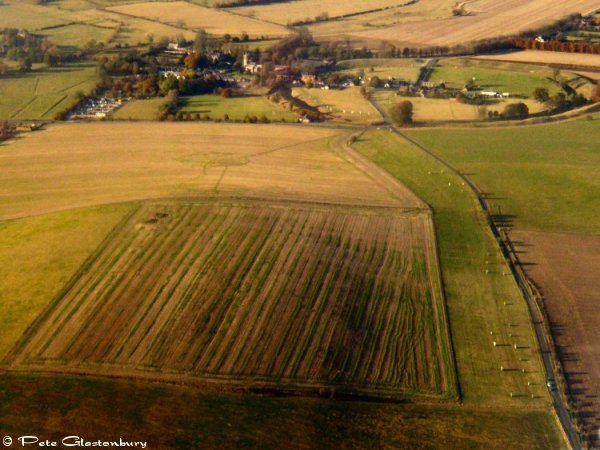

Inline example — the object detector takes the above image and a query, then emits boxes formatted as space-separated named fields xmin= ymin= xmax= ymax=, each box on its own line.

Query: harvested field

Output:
xmin=5 ymin=200 xmax=453 ymax=398
xmin=511 ymin=230 xmax=600 ymax=444
xmin=474 ymin=50 xmax=600 ymax=70
xmin=341 ymin=0 xmax=600 ymax=47
xmin=106 ymin=1 xmax=289 ymax=37
xmin=0 ymin=1 xmax=78 ymax=30
xmin=229 ymin=0 xmax=407 ymax=25
xmin=0 ymin=122 xmax=421 ymax=221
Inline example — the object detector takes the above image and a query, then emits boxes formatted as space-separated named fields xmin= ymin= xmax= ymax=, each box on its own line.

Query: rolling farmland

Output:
xmin=228 ymin=0 xmax=409 ymax=25
xmin=5 ymin=200 xmax=453 ymax=398
xmin=0 ymin=122 xmax=422 ymax=221
xmin=106 ymin=1 xmax=289 ymax=38
xmin=312 ymin=0 xmax=599 ymax=47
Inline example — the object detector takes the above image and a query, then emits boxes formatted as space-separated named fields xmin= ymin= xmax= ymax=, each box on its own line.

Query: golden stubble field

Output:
xmin=311 ymin=0 xmax=599 ymax=47
xmin=106 ymin=1 xmax=289 ymax=37
xmin=0 ymin=122 xmax=423 ymax=221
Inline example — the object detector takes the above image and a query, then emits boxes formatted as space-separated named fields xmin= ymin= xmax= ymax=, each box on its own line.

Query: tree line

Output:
xmin=512 ymin=38 xmax=600 ymax=55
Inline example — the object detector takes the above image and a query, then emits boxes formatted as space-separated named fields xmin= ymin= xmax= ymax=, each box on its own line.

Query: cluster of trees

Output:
xmin=96 ymin=50 xmax=229 ymax=98
xmin=533 ymin=87 xmax=587 ymax=110
xmin=0 ymin=28 xmax=62 ymax=71
xmin=390 ymin=101 xmax=413 ymax=126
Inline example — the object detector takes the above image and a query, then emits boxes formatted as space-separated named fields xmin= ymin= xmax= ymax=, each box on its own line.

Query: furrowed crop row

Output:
xmin=161 ymin=206 xmax=246 ymax=368
xmin=274 ymin=214 xmax=352 ymax=379
xmin=198 ymin=212 xmax=281 ymax=372
xmin=217 ymin=209 xmax=309 ymax=374
xmin=208 ymin=209 xmax=292 ymax=373
xmin=161 ymin=205 xmax=259 ymax=369
xmin=11 ymin=202 xmax=447 ymax=396
xmin=135 ymin=206 xmax=237 ymax=366
xmin=234 ymin=210 xmax=314 ymax=375
xmin=309 ymin=218 xmax=378 ymax=382
xmin=115 ymin=205 xmax=226 ymax=365
xmin=65 ymin=205 xmax=196 ymax=361
xmin=84 ymin=205 xmax=197 ymax=361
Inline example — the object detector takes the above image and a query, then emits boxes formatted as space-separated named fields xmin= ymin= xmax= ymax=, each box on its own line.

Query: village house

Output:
xmin=165 ymin=42 xmax=189 ymax=56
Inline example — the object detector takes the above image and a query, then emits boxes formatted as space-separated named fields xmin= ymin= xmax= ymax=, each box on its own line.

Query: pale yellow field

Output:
xmin=374 ymin=92 xmax=546 ymax=122
xmin=107 ymin=1 xmax=289 ymax=37
xmin=308 ymin=0 xmax=456 ymax=40
xmin=230 ymin=0 xmax=407 ymax=25
xmin=0 ymin=122 xmax=423 ymax=221
xmin=474 ymin=50 xmax=600 ymax=69
xmin=292 ymin=87 xmax=382 ymax=124
xmin=313 ymin=0 xmax=599 ymax=47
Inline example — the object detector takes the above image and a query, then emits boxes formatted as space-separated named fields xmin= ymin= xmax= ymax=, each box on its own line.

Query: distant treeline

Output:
xmin=512 ymin=38 xmax=600 ymax=55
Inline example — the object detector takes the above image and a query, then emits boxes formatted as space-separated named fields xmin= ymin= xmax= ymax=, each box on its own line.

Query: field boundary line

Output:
xmin=0 ymin=364 xmax=449 ymax=402
xmin=333 ymin=130 xmax=429 ymax=211
xmin=422 ymin=213 xmax=461 ymax=401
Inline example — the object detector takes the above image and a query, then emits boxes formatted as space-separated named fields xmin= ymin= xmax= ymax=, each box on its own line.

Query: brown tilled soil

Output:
xmin=5 ymin=201 xmax=449 ymax=398
xmin=511 ymin=229 xmax=600 ymax=444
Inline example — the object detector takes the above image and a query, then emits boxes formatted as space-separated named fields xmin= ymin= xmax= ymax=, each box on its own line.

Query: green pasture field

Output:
xmin=406 ymin=118 xmax=600 ymax=234
xmin=0 ymin=1 xmax=77 ymax=30
xmin=0 ymin=373 xmax=565 ymax=450
xmin=111 ymin=97 xmax=169 ymax=120
xmin=430 ymin=58 xmax=563 ymax=97
xmin=336 ymin=58 xmax=424 ymax=82
xmin=0 ymin=204 xmax=133 ymax=359
xmin=0 ymin=63 xmax=99 ymax=120
xmin=353 ymin=128 xmax=550 ymax=405
xmin=42 ymin=23 xmax=117 ymax=48
xmin=179 ymin=94 xmax=298 ymax=121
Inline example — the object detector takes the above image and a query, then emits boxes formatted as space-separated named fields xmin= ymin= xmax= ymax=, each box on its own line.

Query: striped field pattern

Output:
xmin=7 ymin=200 xmax=453 ymax=397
